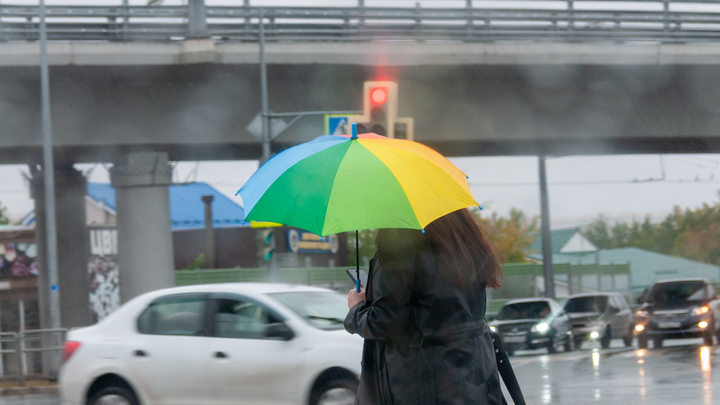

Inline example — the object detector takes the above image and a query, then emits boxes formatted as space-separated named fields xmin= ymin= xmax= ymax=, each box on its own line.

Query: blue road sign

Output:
xmin=325 ymin=115 xmax=351 ymax=135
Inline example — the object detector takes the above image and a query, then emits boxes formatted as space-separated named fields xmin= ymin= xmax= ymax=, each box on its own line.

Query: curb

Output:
xmin=0 ymin=385 xmax=58 ymax=396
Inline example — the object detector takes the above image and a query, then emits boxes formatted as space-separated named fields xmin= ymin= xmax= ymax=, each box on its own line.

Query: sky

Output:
xmin=2 ymin=153 xmax=719 ymax=229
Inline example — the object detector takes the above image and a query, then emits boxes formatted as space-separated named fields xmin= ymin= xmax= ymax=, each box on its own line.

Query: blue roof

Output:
xmin=87 ymin=182 xmax=246 ymax=231
xmin=88 ymin=182 xmax=117 ymax=211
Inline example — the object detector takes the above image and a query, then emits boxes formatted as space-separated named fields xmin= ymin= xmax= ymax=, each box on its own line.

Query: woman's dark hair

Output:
xmin=376 ymin=209 xmax=502 ymax=289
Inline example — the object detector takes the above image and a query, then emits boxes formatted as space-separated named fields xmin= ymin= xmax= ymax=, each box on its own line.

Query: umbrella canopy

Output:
xmin=238 ymin=132 xmax=478 ymax=236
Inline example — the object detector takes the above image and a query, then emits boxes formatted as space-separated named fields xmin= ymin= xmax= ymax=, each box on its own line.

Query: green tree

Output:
xmin=474 ymin=208 xmax=539 ymax=263
xmin=609 ymin=221 xmax=630 ymax=248
xmin=584 ymin=215 xmax=612 ymax=249
xmin=582 ymin=192 xmax=720 ymax=265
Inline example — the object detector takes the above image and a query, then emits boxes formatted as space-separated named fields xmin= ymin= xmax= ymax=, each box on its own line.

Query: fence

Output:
xmin=488 ymin=262 xmax=632 ymax=313
xmin=2 ymin=1 xmax=720 ymax=44
xmin=176 ymin=262 xmax=632 ymax=314
xmin=176 ymin=267 xmax=355 ymax=291
xmin=0 ymin=328 xmax=66 ymax=386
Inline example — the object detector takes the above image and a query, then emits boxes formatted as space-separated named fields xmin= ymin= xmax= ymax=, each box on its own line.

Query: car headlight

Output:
xmin=692 ymin=306 xmax=710 ymax=316
xmin=489 ymin=325 xmax=496 ymax=333
xmin=531 ymin=322 xmax=549 ymax=333
xmin=590 ymin=331 xmax=600 ymax=339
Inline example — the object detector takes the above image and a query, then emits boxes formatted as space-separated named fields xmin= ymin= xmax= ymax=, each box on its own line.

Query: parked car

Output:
xmin=563 ymin=292 xmax=633 ymax=349
xmin=60 ymin=283 xmax=362 ymax=405
xmin=634 ymin=278 xmax=720 ymax=348
xmin=488 ymin=298 xmax=573 ymax=355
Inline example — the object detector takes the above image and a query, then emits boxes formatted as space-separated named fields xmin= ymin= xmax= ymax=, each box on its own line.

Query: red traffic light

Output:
xmin=370 ymin=87 xmax=388 ymax=106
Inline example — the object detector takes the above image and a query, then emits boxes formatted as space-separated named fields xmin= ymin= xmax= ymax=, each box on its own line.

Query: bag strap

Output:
xmin=490 ymin=330 xmax=526 ymax=405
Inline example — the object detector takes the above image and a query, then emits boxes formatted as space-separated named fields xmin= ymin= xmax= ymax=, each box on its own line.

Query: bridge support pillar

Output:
xmin=111 ymin=151 xmax=174 ymax=303
xmin=30 ymin=165 xmax=90 ymax=378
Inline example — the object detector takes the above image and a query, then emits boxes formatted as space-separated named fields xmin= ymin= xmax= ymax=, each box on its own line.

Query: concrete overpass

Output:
xmin=2 ymin=2 xmax=720 ymax=358
xmin=2 ymin=41 xmax=720 ymax=165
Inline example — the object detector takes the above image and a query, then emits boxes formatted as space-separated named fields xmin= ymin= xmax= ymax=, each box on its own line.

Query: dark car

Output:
xmin=488 ymin=298 xmax=573 ymax=355
xmin=564 ymin=293 xmax=634 ymax=349
xmin=634 ymin=278 xmax=720 ymax=348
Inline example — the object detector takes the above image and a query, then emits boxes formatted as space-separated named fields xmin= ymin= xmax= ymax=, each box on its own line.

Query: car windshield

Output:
xmin=646 ymin=282 xmax=706 ymax=305
xmin=496 ymin=301 xmax=551 ymax=320
xmin=564 ymin=296 xmax=608 ymax=313
xmin=269 ymin=291 xmax=348 ymax=331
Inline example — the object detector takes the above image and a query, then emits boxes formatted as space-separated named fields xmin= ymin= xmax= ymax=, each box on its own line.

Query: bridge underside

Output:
xmin=2 ymin=44 xmax=720 ymax=164
xmin=4 ymin=136 xmax=720 ymax=165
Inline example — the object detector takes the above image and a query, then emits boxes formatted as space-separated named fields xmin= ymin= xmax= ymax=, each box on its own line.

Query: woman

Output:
xmin=345 ymin=208 xmax=509 ymax=405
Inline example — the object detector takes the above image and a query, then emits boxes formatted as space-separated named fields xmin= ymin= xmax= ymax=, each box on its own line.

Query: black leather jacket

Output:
xmin=345 ymin=251 xmax=515 ymax=405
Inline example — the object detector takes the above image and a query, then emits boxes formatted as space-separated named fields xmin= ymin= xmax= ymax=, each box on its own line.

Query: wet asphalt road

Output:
xmin=507 ymin=337 xmax=719 ymax=405
xmin=0 ymin=338 xmax=717 ymax=405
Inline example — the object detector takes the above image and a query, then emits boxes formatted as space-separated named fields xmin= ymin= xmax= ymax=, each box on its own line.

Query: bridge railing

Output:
xmin=1 ymin=1 xmax=720 ymax=43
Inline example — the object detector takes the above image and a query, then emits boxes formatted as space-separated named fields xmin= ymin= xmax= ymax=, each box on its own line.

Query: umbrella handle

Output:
xmin=355 ymin=230 xmax=361 ymax=292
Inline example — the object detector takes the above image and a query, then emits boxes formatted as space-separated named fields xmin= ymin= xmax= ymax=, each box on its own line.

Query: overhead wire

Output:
xmin=469 ymin=178 xmax=720 ymax=187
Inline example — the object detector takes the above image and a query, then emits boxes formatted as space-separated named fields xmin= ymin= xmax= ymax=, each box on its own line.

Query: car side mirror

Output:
xmin=266 ymin=323 xmax=295 ymax=341
xmin=609 ymin=306 xmax=620 ymax=314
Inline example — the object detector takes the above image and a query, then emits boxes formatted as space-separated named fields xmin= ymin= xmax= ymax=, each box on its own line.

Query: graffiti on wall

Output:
xmin=88 ymin=228 xmax=120 ymax=323
xmin=0 ymin=243 xmax=37 ymax=278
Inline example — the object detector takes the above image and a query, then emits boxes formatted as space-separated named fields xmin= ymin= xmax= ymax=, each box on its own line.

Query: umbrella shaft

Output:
xmin=356 ymin=230 xmax=361 ymax=292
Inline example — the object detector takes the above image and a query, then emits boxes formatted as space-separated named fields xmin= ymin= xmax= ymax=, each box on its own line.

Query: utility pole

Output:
xmin=259 ymin=7 xmax=271 ymax=166
xmin=538 ymin=155 xmax=555 ymax=298
xmin=39 ymin=0 xmax=62 ymax=373
xmin=201 ymin=195 xmax=216 ymax=269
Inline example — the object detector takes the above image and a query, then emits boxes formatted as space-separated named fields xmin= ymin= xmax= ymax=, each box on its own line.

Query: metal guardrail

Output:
xmin=2 ymin=1 xmax=720 ymax=44
xmin=0 ymin=328 xmax=66 ymax=386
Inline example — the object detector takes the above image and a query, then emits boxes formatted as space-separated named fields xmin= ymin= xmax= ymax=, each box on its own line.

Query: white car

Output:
xmin=60 ymin=283 xmax=363 ymax=405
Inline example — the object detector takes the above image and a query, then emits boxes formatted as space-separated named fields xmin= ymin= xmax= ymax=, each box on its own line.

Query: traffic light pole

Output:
xmin=538 ymin=155 xmax=555 ymax=299
xmin=257 ymin=8 xmax=360 ymax=163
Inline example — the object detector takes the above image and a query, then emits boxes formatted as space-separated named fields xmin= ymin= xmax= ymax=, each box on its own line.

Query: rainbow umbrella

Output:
xmin=238 ymin=124 xmax=478 ymax=290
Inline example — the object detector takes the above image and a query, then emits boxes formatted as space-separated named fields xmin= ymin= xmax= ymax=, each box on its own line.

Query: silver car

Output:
xmin=564 ymin=292 xmax=634 ymax=349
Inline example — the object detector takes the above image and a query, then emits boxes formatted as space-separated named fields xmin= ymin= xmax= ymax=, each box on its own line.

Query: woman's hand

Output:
xmin=348 ymin=286 xmax=366 ymax=309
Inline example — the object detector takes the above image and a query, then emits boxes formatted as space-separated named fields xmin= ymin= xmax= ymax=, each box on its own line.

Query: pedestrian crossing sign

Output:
xmin=325 ymin=114 xmax=355 ymax=135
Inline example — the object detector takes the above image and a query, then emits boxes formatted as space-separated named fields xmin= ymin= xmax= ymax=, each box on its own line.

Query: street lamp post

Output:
xmin=39 ymin=0 xmax=62 ymax=374
xmin=538 ymin=155 xmax=555 ymax=299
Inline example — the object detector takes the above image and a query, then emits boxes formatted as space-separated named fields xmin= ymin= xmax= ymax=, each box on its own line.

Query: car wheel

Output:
xmin=311 ymin=378 xmax=358 ymax=405
xmin=600 ymin=328 xmax=611 ymax=349
xmin=88 ymin=386 xmax=138 ymax=405
xmin=563 ymin=335 xmax=573 ymax=352
xmin=653 ymin=337 xmax=663 ymax=348
xmin=703 ymin=320 xmax=715 ymax=346
xmin=546 ymin=336 xmax=557 ymax=354
xmin=623 ymin=334 xmax=633 ymax=348
xmin=573 ymin=336 xmax=584 ymax=350
xmin=638 ymin=334 xmax=648 ymax=349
